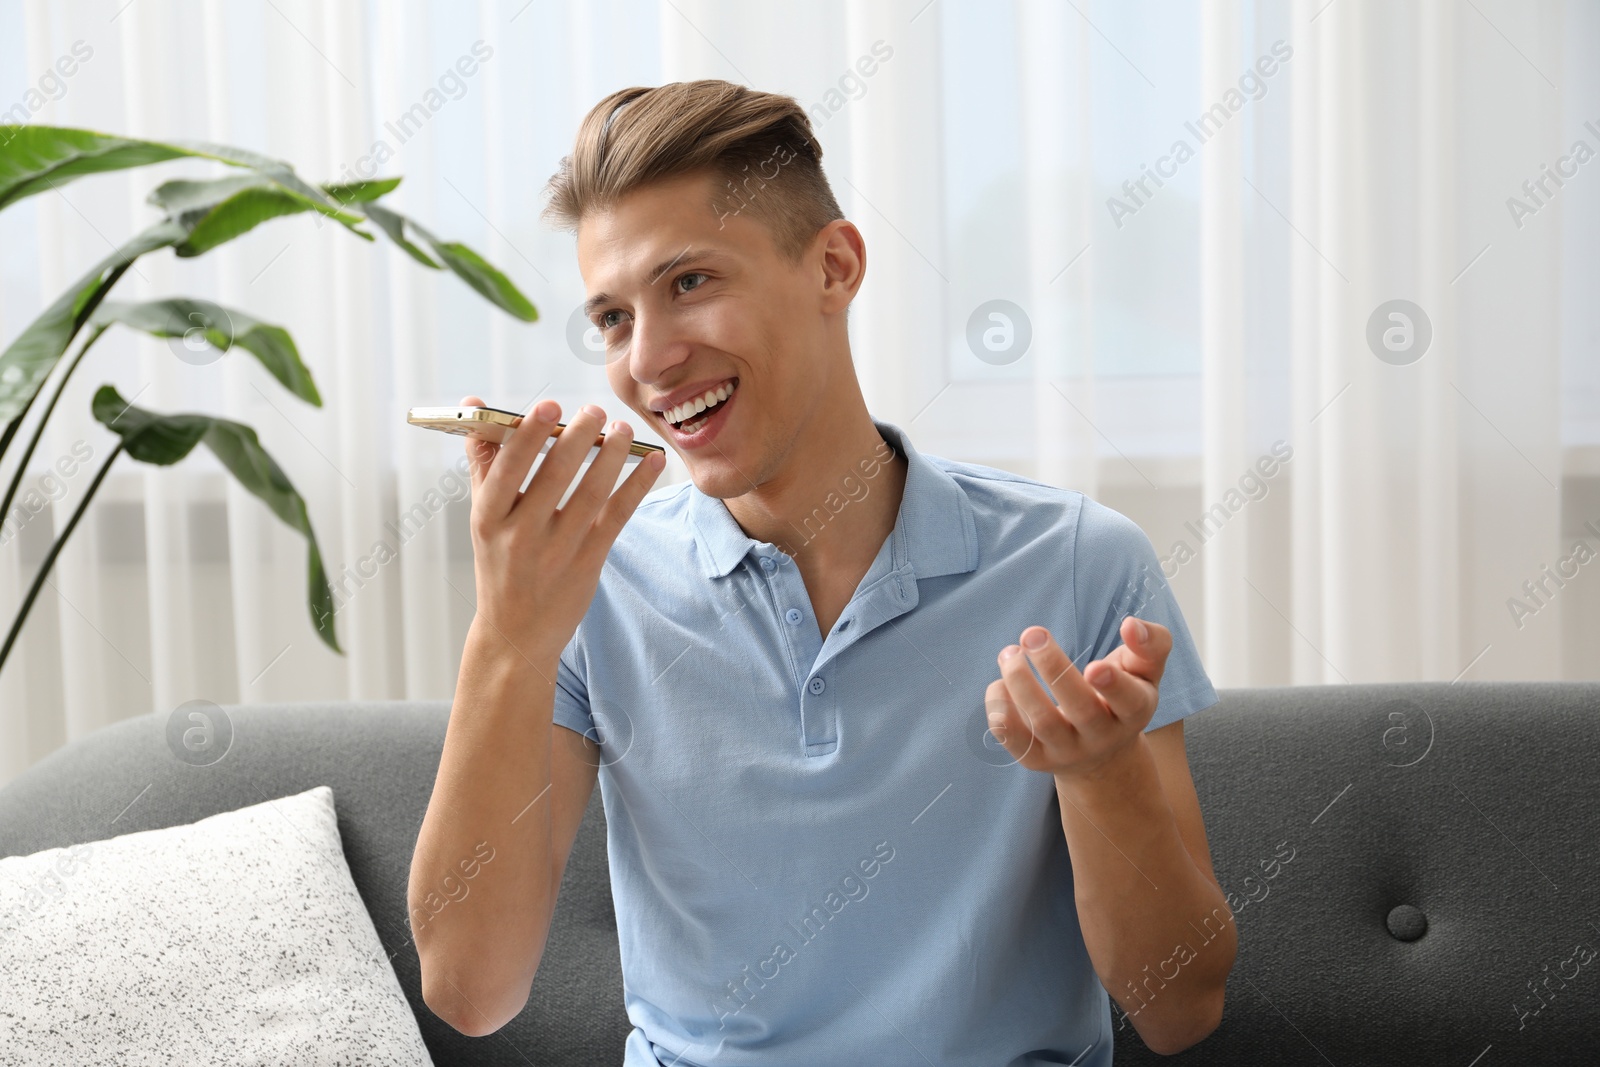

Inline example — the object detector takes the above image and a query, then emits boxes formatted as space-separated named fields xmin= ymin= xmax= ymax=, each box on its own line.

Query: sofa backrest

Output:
xmin=2 ymin=682 xmax=1597 ymax=1064
xmin=1111 ymin=680 xmax=1600 ymax=1064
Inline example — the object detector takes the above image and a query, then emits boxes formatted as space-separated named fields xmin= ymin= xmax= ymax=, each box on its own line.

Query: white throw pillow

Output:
xmin=0 ymin=785 xmax=433 ymax=1066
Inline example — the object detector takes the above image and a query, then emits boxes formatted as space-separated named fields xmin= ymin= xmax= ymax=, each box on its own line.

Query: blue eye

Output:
xmin=599 ymin=309 xmax=626 ymax=329
xmin=677 ymin=272 xmax=707 ymax=292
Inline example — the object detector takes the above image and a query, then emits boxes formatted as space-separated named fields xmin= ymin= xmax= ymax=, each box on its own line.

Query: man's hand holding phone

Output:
xmin=460 ymin=393 xmax=666 ymax=665
xmin=410 ymin=395 xmax=662 ymax=1034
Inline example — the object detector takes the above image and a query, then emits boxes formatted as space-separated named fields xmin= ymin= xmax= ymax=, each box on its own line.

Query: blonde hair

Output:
xmin=542 ymin=79 xmax=843 ymax=260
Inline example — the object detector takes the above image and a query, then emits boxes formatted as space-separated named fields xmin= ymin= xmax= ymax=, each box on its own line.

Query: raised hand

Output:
xmin=460 ymin=394 xmax=665 ymax=665
xmin=984 ymin=617 xmax=1174 ymax=779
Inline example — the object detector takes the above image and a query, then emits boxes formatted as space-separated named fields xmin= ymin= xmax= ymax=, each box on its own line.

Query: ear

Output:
xmin=817 ymin=219 xmax=866 ymax=315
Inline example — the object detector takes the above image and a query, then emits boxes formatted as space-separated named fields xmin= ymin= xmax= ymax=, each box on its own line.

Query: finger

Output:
xmin=997 ymin=644 xmax=1077 ymax=749
xmin=1016 ymin=626 xmax=1113 ymax=733
xmin=572 ymin=445 xmax=667 ymax=571
xmin=1080 ymin=657 xmax=1158 ymax=727
xmin=459 ymin=395 xmax=498 ymax=492
xmin=983 ymin=678 xmax=1036 ymax=763
xmin=519 ymin=403 xmax=608 ymax=518
xmin=481 ymin=398 xmax=561 ymax=518
xmin=1113 ymin=616 xmax=1173 ymax=688
xmin=555 ymin=418 xmax=636 ymax=528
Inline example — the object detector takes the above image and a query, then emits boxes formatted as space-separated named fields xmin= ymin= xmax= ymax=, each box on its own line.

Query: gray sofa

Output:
xmin=2 ymin=681 xmax=1596 ymax=1064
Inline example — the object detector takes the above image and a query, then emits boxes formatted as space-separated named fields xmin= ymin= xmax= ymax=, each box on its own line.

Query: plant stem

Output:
xmin=0 ymin=259 xmax=132 ymax=467
xmin=0 ymin=324 xmax=108 ymax=525
xmin=0 ymin=440 xmax=123 ymax=678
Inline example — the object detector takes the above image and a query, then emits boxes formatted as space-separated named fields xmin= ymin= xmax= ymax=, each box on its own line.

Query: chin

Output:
xmin=682 ymin=457 xmax=753 ymax=501
xmin=684 ymin=466 xmax=735 ymax=500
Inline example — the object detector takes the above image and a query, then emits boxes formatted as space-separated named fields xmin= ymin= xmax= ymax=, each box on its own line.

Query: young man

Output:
xmin=410 ymin=80 xmax=1236 ymax=1065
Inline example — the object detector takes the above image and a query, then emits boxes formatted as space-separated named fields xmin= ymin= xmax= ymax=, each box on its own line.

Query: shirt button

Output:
xmin=784 ymin=608 xmax=802 ymax=625
xmin=808 ymin=677 xmax=826 ymax=695
xmin=760 ymin=557 xmax=777 ymax=573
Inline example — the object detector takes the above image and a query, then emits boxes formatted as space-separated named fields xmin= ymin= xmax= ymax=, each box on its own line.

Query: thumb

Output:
xmin=1110 ymin=616 xmax=1172 ymax=687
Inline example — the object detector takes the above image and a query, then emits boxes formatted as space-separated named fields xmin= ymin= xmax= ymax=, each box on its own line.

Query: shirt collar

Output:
xmin=686 ymin=417 xmax=980 ymax=582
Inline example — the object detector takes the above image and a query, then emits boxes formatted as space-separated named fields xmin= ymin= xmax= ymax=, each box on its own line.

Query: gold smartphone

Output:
xmin=406 ymin=405 xmax=666 ymax=462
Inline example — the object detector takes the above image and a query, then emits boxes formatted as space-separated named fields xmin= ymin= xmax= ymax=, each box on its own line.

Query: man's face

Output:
xmin=576 ymin=169 xmax=834 ymax=500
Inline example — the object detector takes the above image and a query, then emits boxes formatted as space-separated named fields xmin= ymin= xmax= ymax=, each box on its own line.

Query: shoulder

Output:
xmin=928 ymin=453 xmax=1083 ymax=514
xmin=924 ymin=453 xmax=1165 ymax=628
xmin=926 ymin=454 xmax=1151 ymax=556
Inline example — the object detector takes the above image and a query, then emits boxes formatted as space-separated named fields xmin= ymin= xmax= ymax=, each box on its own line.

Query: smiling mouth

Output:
xmin=661 ymin=378 xmax=738 ymax=433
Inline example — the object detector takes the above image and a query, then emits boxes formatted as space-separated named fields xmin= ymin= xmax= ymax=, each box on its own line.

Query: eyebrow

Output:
xmin=583 ymin=248 xmax=722 ymax=316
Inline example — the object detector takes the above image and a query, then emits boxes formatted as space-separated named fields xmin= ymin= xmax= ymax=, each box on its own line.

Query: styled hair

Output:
xmin=541 ymin=79 xmax=843 ymax=260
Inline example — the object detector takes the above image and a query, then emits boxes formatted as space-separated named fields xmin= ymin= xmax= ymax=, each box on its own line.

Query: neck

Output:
xmin=722 ymin=386 xmax=908 ymax=571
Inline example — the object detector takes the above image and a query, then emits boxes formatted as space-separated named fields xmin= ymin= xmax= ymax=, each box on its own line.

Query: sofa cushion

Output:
xmin=0 ymin=784 xmax=432 ymax=1066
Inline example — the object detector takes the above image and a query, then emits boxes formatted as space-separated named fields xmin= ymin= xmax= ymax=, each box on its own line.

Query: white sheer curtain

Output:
xmin=1 ymin=0 xmax=1594 ymax=785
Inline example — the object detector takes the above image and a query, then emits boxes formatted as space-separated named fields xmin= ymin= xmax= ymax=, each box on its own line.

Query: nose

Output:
xmin=625 ymin=306 xmax=694 ymax=391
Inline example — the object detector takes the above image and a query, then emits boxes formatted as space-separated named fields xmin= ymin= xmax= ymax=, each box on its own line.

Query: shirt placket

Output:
xmin=752 ymin=539 xmax=921 ymax=758
xmin=752 ymin=549 xmax=836 ymax=756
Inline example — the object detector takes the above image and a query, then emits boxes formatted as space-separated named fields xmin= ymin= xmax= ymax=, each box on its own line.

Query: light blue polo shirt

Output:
xmin=551 ymin=417 xmax=1219 ymax=1067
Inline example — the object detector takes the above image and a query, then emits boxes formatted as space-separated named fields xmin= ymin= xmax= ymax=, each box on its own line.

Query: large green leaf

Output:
xmin=364 ymin=202 xmax=538 ymax=321
xmin=323 ymin=177 xmax=402 ymax=207
xmin=179 ymin=187 xmax=318 ymax=255
xmin=0 ymin=127 xmax=365 ymax=229
xmin=0 ymin=127 xmax=187 ymax=211
xmin=170 ymin=189 xmax=537 ymax=317
xmin=147 ymin=173 xmax=375 ymax=256
xmin=3 ymin=127 xmax=534 ymax=317
xmin=361 ymin=201 xmax=441 ymax=268
xmin=91 ymin=299 xmax=322 ymax=406
xmin=431 ymin=241 xmax=539 ymax=322
xmin=186 ymin=186 xmax=371 ymax=256
xmin=181 ymin=139 xmax=355 ymax=218
xmin=91 ymin=384 xmax=340 ymax=654
xmin=147 ymin=173 xmax=274 ymax=215
xmin=151 ymin=173 xmax=399 ymax=220
xmin=0 ymin=219 xmax=185 ymax=424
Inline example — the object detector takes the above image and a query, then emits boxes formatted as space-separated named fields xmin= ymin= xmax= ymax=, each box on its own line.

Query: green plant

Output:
xmin=0 ymin=127 xmax=537 ymax=674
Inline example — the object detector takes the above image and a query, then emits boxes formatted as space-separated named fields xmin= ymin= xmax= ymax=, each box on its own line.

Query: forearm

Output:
xmin=410 ymin=619 xmax=561 ymax=1034
xmin=1056 ymin=735 xmax=1236 ymax=1054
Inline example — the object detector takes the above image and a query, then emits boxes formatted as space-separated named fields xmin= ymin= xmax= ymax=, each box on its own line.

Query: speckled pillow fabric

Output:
xmin=0 ymin=785 xmax=433 ymax=1066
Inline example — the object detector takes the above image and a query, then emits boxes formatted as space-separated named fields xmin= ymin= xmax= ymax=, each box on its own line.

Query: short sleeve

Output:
xmin=1071 ymin=496 xmax=1219 ymax=732
xmin=551 ymin=628 xmax=595 ymax=739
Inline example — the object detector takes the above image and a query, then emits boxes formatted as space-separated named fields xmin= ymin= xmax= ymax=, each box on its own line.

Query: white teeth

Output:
xmin=666 ymin=381 xmax=735 ymax=428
